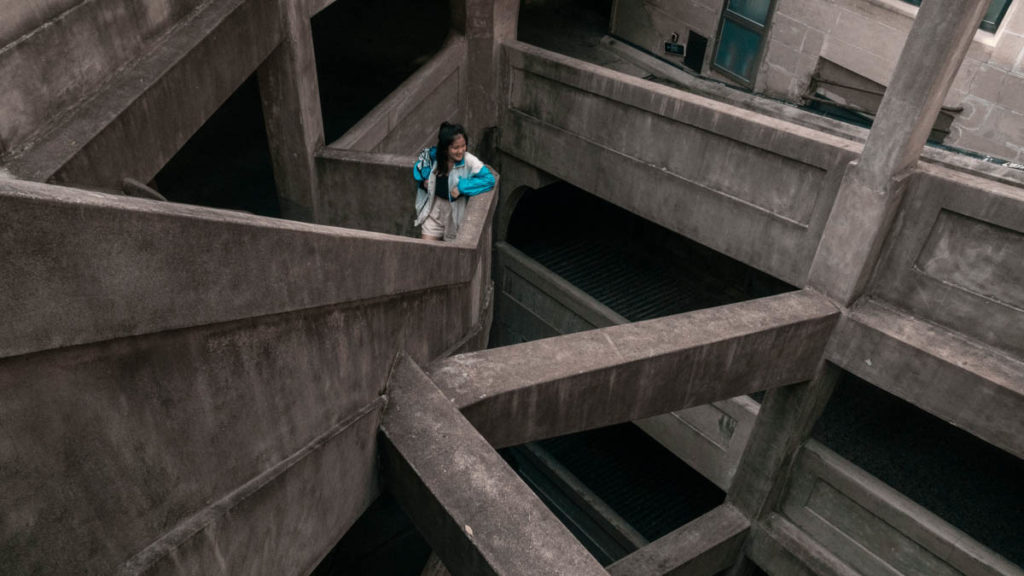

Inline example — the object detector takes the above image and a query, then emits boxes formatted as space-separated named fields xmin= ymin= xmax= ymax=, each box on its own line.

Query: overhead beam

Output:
xmin=380 ymin=354 xmax=608 ymax=576
xmin=606 ymin=504 xmax=749 ymax=576
xmin=429 ymin=290 xmax=838 ymax=448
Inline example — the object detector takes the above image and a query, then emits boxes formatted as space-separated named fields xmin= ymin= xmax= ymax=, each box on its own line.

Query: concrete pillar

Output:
xmin=258 ymin=0 xmax=324 ymax=222
xmin=458 ymin=0 xmax=519 ymax=149
xmin=723 ymin=364 xmax=841 ymax=576
xmin=807 ymin=0 xmax=988 ymax=305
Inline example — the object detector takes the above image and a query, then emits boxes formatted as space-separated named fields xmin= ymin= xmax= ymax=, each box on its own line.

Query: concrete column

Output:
xmin=258 ymin=0 xmax=324 ymax=222
xmin=723 ymin=364 xmax=841 ymax=576
xmin=459 ymin=0 xmax=519 ymax=149
xmin=807 ymin=0 xmax=988 ymax=305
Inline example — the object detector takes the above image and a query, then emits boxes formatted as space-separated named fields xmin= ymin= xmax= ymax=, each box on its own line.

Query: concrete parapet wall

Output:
xmin=0 ymin=172 xmax=495 ymax=574
xmin=0 ymin=0 xmax=208 ymax=157
xmin=870 ymin=166 xmax=1024 ymax=358
xmin=316 ymin=149 xmax=420 ymax=235
xmin=330 ymin=34 xmax=467 ymax=155
xmin=0 ymin=177 xmax=479 ymax=358
xmin=499 ymin=41 xmax=858 ymax=285
xmin=4 ymin=0 xmax=283 ymax=188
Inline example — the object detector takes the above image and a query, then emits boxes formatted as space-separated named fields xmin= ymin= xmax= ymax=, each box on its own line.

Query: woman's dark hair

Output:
xmin=435 ymin=121 xmax=468 ymax=175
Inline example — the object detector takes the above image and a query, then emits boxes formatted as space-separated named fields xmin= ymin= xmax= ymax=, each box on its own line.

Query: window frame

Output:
xmin=711 ymin=0 xmax=778 ymax=88
xmin=900 ymin=0 xmax=1013 ymax=33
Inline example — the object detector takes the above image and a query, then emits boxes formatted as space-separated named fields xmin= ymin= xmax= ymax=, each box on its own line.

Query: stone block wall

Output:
xmin=608 ymin=0 xmax=1024 ymax=163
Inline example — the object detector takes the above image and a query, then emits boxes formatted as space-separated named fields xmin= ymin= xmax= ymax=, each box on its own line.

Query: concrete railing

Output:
xmin=498 ymin=40 xmax=861 ymax=287
xmin=329 ymin=33 xmax=467 ymax=154
xmin=0 ymin=170 xmax=497 ymax=576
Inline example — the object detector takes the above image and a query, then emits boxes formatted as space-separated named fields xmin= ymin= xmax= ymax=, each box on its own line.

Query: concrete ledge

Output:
xmin=430 ymin=290 xmax=838 ymax=448
xmin=0 ymin=177 xmax=478 ymax=358
xmin=606 ymin=504 xmax=748 ymax=576
xmin=380 ymin=354 xmax=607 ymax=576
xmin=781 ymin=441 xmax=1024 ymax=576
xmin=6 ymin=0 xmax=281 ymax=187
xmin=330 ymin=34 xmax=467 ymax=154
xmin=826 ymin=300 xmax=1024 ymax=460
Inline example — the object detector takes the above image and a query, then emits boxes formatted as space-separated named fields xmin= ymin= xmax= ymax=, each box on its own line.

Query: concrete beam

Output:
xmin=380 ymin=354 xmax=607 ymax=576
xmin=258 ymin=0 xmax=326 ymax=222
xmin=807 ymin=0 xmax=989 ymax=305
xmin=826 ymin=300 xmax=1024 ymax=460
xmin=6 ymin=0 xmax=281 ymax=188
xmin=430 ymin=290 xmax=838 ymax=448
xmin=606 ymin=504 xmax=749 ymax=576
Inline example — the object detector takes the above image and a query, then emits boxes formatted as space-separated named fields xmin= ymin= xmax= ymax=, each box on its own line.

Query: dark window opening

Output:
xmin=812 ymin=372 xmax=1024 ymax=566
xmin=153 ymin=74 xmax=279 ymax=217
xmin=311 ymin=0 xmax=450 ymax=145
xmin=502 ymin=423 xmax=725 ymax=565
xmin=712 ymin=0 xmax=776 ymax=86
xmin=901 ymin=0 xmax=1012 ymax=33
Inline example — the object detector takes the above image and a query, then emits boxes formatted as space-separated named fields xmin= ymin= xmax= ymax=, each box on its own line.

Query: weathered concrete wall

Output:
xmin=316 ymin=149 xmax=420 ymax=235
xmin=0 ymin=175 xmax=494 ymax=575
xmin=499 ymin=41 xmax=859 ymax=286
xmin=330 ymin=34 xmax=467 ymax=155
xmin=0 ymin=0 xmax=207 ymax=158
xmin=3 ymin=0 xmax=283 ymax=188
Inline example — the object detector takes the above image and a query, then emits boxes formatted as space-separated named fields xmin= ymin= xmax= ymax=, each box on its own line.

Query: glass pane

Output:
xmin=714 ymin=19 xmax=763 ymax=81
xmin=981 ymin=0 xmax=1011 ymax=30
xmin=726 ymin=0 xmax=772 ymax=25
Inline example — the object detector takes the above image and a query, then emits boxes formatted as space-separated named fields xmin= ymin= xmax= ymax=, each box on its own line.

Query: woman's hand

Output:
xmin=450 ymin=185 xmax=460 ymax=199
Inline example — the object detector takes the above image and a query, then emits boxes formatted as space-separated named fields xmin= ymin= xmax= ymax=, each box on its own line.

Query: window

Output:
xmin=712 ymin=0 xmax=775 ymax=86
xmin=901 ymin=0 xmax=1012 ymax=33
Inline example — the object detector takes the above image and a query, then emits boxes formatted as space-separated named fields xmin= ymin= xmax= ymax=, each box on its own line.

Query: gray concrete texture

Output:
xmin=610 ymin=0 xmax=1024 ymax=163
xmin=5 ymin=0 xmax=282 ymax=188
xmin=2 ymin=0 xmax=1023 ymax=574
xmin=381 ymin=354 xmax=608 ymax=576
xmin=430 ymin=290 xmax=837 ymax=448
xmin=0 ymin=177 xmax=480 ymax=358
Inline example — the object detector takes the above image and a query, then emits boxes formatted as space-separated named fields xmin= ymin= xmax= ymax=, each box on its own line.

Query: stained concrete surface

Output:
xmin=812 ymin=374 xmax=1024 ymax=566
xmin=148 ymin=0 xmax=450 ymax=216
